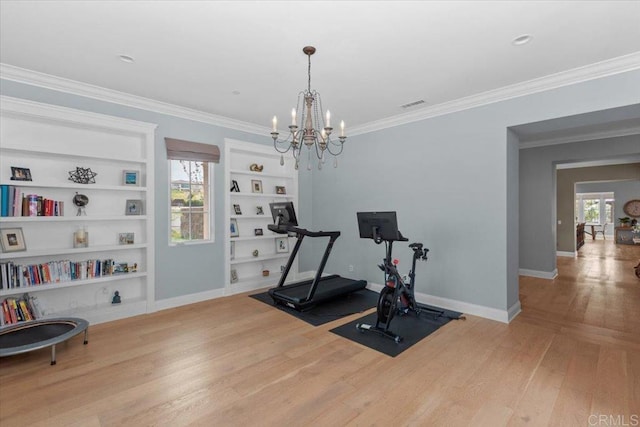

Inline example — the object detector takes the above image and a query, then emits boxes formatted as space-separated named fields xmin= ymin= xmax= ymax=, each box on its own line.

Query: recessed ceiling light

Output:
xmin=119 ymin=54 xmax=135 ymax=63
xmin=512 ymin=34 xmax=532 ymax=46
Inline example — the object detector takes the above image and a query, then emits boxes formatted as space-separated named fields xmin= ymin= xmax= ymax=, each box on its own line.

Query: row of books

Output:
xmin=0 ymin=185 xmax=65 ymax=217
xmin=1 ymin=294 xmax=42 ymax=326
xmin=0 ymin=258 xmax=121 ymax=289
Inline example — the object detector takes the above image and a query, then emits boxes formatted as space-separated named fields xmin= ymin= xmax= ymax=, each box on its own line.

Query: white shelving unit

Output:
xmin=0 ymin=96 xmax=156 ymax=325
xmin=224 ymin=139 xmax=299 ymax=294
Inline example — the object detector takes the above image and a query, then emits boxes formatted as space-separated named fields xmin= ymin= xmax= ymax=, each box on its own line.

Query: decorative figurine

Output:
xmin=249 ymin=163 xmax=264 ymax=172
xmin=68 ymin=167 xmax=98 ymax=184
xmin=73 ymin=192 xmax=89 ymax=216
xmin=252 ymin=249 xmax=259 ymax=257
xmin=112 ymin=290 xmax=121 ymax=304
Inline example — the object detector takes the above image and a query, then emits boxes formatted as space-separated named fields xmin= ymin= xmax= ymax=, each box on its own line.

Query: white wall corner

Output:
xmin=155 ymin=288 xmax=226 ymax=312
xmin=507 ymin=300 xmax=522 ymax=322
xmin=518 ymin=268 xmax=559 ymax=279
xmin=556 ymin=251 xmax=577 ymax=258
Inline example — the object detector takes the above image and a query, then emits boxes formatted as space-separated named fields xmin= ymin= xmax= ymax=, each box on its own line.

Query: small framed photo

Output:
xmin=230 ymin=269 xmax=239 ymax=283
xmin=0 ymin=227 xmax=27 ymax=253
xmin=230 ymin=180 xmax=240 ymax=192
xmin=233 ymin=204 xmax=242 ymax=215
xmin=123 ymin=170 xmax=140 ymax=186
xmin=118 ymin=232 xmax=135 ymax=245
xmin=114 ymin=262 xmax=129 ymax=274
xmin=125 ymin=199 xmax=143 ymax=215
xmin=254 ymin=228 xmax=263 ymax=236
xmin=230 ymin=241 xmax=235 ymax=260
xmin=230 ymin=218 xmax=239 ymax=237
xmin=256 ymin=206 xmax=264 ymax=215
xmin=10 ymin=167 xmax=32 ymax=181
xmin=252 ymin=179 xmax=263 ymax=193
xmin=275 ymin=186 xmax=286 ymax=195
xmin=275 ymin=237 xmax=289 ymax=253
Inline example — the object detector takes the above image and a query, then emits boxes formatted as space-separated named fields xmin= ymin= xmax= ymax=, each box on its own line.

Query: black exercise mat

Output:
xmin=330 ymin=305 xmax=463 ymax=357
xmin=250 ymin=288 xmax=378 ymax=326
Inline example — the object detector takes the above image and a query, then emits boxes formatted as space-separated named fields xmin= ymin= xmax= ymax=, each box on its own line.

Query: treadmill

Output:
xmin=267 ymin=202 xmax=367 ymax=311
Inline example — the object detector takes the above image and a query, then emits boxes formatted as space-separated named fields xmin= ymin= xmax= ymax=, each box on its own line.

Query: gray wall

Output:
xmin=520 ymin=135 xmax=640 ymax=271
xmin=3 ymin=67 xmax=640 ymax=316
xmin=306 ymin=70 xmax=640 ymax=313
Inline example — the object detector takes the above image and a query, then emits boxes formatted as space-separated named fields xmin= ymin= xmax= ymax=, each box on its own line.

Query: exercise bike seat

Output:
xmin=409 ymin=242 xmax=423 ymax=250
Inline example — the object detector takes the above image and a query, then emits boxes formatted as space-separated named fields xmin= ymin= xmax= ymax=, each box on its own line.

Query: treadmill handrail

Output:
xmin=268 ymin=224 xmax=340 ymax=239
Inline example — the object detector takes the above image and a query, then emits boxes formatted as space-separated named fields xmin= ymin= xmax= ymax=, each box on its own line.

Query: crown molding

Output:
xmin=3 ymin=51 xmax=640 ymax=137
xmin=519 ymin=125 xmax=640 ymax=149
xmin=349 ymin=52 xmax=640 ymax=136
xmin=0 ymin=63 xmax=267 ymax=136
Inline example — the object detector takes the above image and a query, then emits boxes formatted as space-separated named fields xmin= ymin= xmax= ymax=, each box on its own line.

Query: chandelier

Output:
xmin=271 ymin=46 xmax=347 ymax=170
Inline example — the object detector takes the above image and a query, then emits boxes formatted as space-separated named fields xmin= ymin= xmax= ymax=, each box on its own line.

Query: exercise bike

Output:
xmin=355 ymin=211 xmax=463 ymax=343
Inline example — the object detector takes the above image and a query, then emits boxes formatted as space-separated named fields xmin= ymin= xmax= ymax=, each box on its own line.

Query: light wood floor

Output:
xmin=1 ymin=239 xmax=639 ymax=426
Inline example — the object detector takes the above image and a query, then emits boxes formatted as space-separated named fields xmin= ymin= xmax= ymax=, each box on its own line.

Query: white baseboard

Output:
xmin=155 ymin=288 xmax=226 ymax=312
xmin=365 ymin=283 xmax=518 ymax=324
xmin=518 ymin=268 xmax=558 ymax=279
xmin=154 ymin=270 xmax=320 ymax=312
xmin=556 ymin=251 xmax=576 ymax=258
xmin=153 ymin=271 xmax=520 ymax=324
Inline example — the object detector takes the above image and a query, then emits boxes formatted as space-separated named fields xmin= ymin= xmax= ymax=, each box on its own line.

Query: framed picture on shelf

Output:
xmin=122 ymin=170 xmax=140 ymax=186
xmin=275 ymin=237 xmax=289 ymax=253
xmin=254 ymin=228 xmax=263 ymax=236
xmin=230 ymin=269 xmax=239 ymax=283
xmin=230 ymin=241 xmax=235 ymax=260
xmin=275 ymin=186 xmax=286 ymax=195
xmin=233 ymin=204 xmax=242 ymax=215
xmin=230 ymin=180 xmax=240 ymax=192
xmin=114 ymin=263 xmax=129 ymax=274
xmin=0 ymin=227 xmax=27 ymax=253
xmin=118 ymin=232 xmax=135 ymax=245
xmin=230 ymin=218 xmax=239 ymax=237
xmin=125 ymin=199 xmax=143 ymax=215
xmin=10 ymin=166 xmax=32 ymax=181
xmin=256 ymin=206 xmax=264 ymax=215
xmin=252 ymin=179 xmax=263 ymax=193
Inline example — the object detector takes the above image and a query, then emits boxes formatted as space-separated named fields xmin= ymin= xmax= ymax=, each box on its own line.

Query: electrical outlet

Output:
xmin=348 ymin=265 xmax=354 ymax=272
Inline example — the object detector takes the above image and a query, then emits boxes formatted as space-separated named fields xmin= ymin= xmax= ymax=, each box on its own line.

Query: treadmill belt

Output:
xmin=269 ymin=275 xmax=366 ymax=304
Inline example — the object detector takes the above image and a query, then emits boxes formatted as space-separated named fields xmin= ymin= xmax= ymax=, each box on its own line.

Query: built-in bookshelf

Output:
xmin=224 ymin=139 xmax=298 ymax=294
xmin=0 ymin=96 xmax=156 ymax=326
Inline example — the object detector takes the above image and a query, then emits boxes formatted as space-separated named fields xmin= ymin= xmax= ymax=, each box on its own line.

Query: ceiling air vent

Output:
xmin=400 ymin=100 xmax=425 ymax=109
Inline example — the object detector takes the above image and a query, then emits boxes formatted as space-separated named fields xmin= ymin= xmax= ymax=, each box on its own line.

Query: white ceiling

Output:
xmin=1 ymin=1 xmax=640 ymax=133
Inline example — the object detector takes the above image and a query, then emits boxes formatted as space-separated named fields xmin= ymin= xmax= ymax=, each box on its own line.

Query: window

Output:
xmin=582 ymin=199 xmax=600 ymax=224
xmin=575 ymin=192 xmax=614 ymax=226
xmin=165 ymin=138 xmax=220 ymax=245
xmin=170 ymin=160 xmax=211 ymax=243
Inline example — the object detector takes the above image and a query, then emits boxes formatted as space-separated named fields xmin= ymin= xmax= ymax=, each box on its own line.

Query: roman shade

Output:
xmin=165 ymin=138 xmax=220 ymax=163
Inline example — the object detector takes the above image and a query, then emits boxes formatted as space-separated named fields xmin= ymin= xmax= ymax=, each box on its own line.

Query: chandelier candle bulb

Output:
xmin=340 ymin=120 xmax=345 ymax=137
xmin=291 ymin=108 xmax=296 ymax=125
xmin=326 ymin=110 xmax=330 ymax=127
xmin=272 ymin=116 xmax=277 ymax=132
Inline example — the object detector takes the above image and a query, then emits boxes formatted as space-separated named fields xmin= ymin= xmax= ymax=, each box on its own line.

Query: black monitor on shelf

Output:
xmin=269 ymin=202 xmax=299 ymax=227
xmin=357 ymin=211 xmax=403 ymax=243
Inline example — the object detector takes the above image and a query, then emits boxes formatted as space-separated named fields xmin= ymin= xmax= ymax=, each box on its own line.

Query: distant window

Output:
xmin=576 ymin=192 xmax=614 ymax=225
xmin=582 ymin=199 xmax=600 ymax=224
xmin=169 ymin=160 xmax=212 ymax=244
